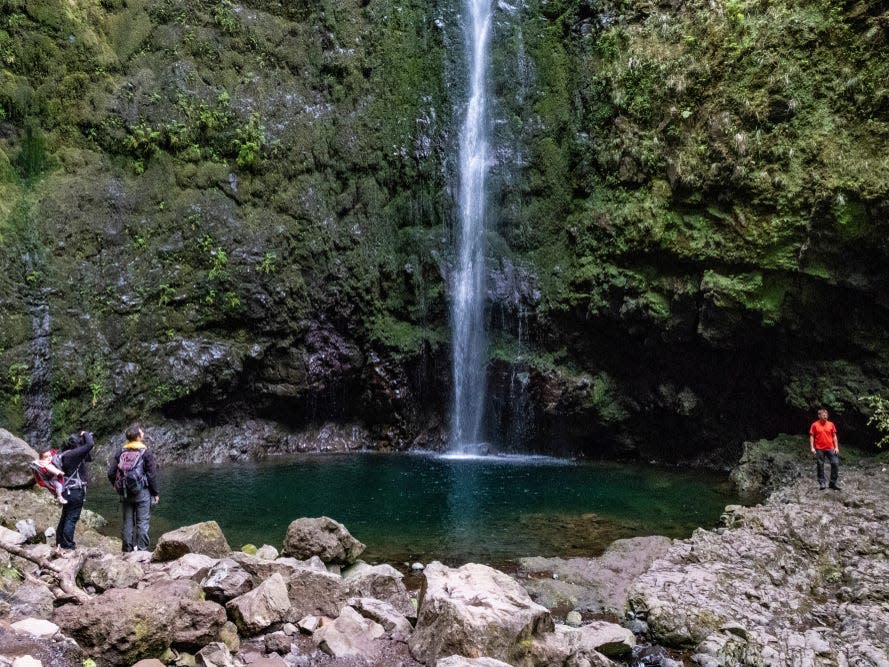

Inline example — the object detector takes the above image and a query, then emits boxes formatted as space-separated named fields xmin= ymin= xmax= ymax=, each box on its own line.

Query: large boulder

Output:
xmin=54 ymin=579 xmax=227 ymax=666
xmin=284 ymin=565 xmax=348 ymax=621
xmin=342 ymin=562 xmax=414 ymax=618
xmin=0 ymin=429 xmax=38 ymax=488
xmin=79 ymin=554 xmax=144 ymax=592
xmin=200 ymin=558 xmax=254 ymax=603
xmin=347 ymin=597 xmax=414 ymax=641
xmin=518 ymin=535 xmax=673 ymax=614
xmin=313 ymin=605 xmax=385 ymax=659
xmin=530 ymin=622 xmax=635 ymax=664
xmin=409 ymin=562 xmax=555 ymax=666
xmin=153 ymin=521 xmax=232 ymax=561
xmin=281 ymin=517 xmax=365 ymax=565
xmin=226 ymin=572 xmax=291 ymax=635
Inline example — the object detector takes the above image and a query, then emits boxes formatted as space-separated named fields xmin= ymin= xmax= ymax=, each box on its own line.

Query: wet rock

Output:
xmin=154 ymin=521 xmax=232 ymax=561
xmin=0 ymin=429 xmax=38 ymax=488
xmin=409 ymin=561 xmax=554 ymax=666
xmin=281 ymin=516 xmax=365 ymax=565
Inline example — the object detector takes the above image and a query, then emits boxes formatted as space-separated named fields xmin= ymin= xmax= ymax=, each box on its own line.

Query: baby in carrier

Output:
xmin=30 ymin=450 xmax=68 ymax=504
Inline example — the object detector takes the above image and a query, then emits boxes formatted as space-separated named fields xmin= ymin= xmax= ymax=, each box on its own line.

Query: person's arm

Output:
xmin=144 ymin=449 xmax=160 ymax=500
xmin=809 ymin=426 xmax=816 ymax=454
xmin=107 ymin=451 xmax=119 ymax=484
xmin=833 ymin=427 xmax=839 ymax=454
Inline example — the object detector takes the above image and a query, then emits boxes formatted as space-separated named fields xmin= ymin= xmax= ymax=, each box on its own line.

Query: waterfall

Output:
xmin=22 ymin=253 xmax=53 ymax=450
xmin=450 ymin=0 xmax=493 ymax=451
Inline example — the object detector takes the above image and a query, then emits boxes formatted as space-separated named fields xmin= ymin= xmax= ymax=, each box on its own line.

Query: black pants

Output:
xmin=815 ymin=450 xmax=839 ymax=487
xmin=56 ymin=487 xmax=85 ymax=549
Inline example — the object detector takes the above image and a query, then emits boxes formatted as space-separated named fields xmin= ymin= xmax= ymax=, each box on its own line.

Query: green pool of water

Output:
xmin=89 ymin=452 xmax=738 ymax=564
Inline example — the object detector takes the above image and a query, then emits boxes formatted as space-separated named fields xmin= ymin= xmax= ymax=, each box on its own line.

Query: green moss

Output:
xmin=369 ymin=315 xmax=445 ymax=355
xmin=701 ymin=270 xmax=787 ymax=325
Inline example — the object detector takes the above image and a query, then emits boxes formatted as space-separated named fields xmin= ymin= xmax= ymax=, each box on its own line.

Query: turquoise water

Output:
xmin=88 ymin=453 xmax=737 ymax=564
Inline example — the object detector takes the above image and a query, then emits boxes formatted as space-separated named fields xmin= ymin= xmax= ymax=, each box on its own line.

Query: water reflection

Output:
xmin=87 ymin=453 xmax=737 ymax=564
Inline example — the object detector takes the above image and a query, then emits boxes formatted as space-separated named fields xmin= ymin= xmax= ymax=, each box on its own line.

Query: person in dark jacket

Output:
xmin=107 ymin=423 xmax=160 ymax=552
xmin=55 ymin=430 xmax=95 ymax=555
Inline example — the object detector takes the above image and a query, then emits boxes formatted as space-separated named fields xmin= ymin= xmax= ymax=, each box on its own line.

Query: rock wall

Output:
xmin=0 ymin=0 xmax=887 ymax=459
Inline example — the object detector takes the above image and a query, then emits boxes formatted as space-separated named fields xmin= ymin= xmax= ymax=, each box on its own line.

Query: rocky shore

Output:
xmin=2 ymin=428 xmax=888 ymax=666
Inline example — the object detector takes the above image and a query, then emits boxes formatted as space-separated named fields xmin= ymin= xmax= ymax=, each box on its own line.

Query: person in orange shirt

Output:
xmin=809 ymin=408 xmax=841 ymax=490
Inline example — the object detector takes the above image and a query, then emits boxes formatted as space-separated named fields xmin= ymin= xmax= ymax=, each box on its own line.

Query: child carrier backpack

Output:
xmin=29 ymin=449 xmax=64 ymax=494
xmin=114 ymin=449 xmax=147 ymax=498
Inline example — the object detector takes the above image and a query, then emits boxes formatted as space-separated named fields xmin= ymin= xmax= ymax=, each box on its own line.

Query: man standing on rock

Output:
xmin=107 ymin=424 xmax=159 ymax=552
xmin=809 ymin=408 xmax=841 ymax=491
xmin=55 ymin=430 xmax=95 ymax=555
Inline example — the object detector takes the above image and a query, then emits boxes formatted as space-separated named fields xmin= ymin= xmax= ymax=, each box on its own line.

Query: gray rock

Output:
xmin=226 ymin=572 xmax=291 ymax=635
xmin=264 ymin=630 xmax=293 ymax=655
xmin=347 ymin=597 xmax=414 ymax=641
xmin=531 ymin=622 xmax=634 ymax=664
xmin=10 ymin=618 xmax=60 ymax=638
xmin=156 ymin=552 xmax=218 ymax=580
xmin=80 ymin=554 xmax=144 ymax=592
xmin=518 ymin=535 xmax=672 ymax=615
xmin=342 ymin=562 xmax=414 ymax=618
xmin=200 ymin=558 xmax=253 ymax=602
xmin=0 ymin=525 xmax=27 ymax=546
xmin=195 ymin=642 xmax=235 ymax=667
xmin=15 ymin=519 xmax=36 ymax=541
xmin=284 ymin=565 xmax=348 ymax=621
xmin=435 ymin=657 xmax=514 ymax=667
xmin=313 ymin=605 xmax=384 ymax=658
xmin=629 ymin=468 xmax=889 ymax=666
xmin=255 ymin=544 xmax=279 ymax=560
xmin=0 ymin=429 xmax=38 ymax=488
xmin=10 ymin=582 xmax=55 ymax=621
xmin=282 ymin=516 xmax=365 ymax=565
xmin=566 ymin=611 xmax=582 ymax=627
xmin=54 ymin=579 xmax=227 ymax=666
xmin=409 ymin=561 xmax=554 ymax=666
xmin=153 ymin=521 xmax=231 ymax=561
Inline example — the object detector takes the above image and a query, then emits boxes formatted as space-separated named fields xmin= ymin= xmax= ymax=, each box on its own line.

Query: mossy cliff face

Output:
xmin=0 ymin=0 xmax=453 ymax=452
xmin=483 ymin=0 xmax=889 ymax=458
xmin=0 ymin=0 xmax=887 ymax=460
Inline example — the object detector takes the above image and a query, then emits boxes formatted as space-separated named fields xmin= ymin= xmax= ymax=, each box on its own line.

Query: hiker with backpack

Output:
xmin=54 ymin=430 xmax=95 ymax=556
xmin=107 ymin=423 xmax=159 ymax=553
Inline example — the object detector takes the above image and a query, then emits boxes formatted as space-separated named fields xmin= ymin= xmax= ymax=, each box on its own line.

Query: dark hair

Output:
xmin=124 ymin=423 xmax=143 ymax=442
xmin=62 ymin=433 xmax=81 ymax=451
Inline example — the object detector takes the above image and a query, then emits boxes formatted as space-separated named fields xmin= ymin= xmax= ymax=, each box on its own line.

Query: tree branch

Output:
xmin=0 ymin=540 xmax=91 ymax=604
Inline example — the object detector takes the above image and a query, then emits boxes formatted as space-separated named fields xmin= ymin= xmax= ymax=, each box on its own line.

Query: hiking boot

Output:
xmin=829 ymin=482 xmax=843 ymax=490
xmin=819 ymin=483 xmax=827 ymax=490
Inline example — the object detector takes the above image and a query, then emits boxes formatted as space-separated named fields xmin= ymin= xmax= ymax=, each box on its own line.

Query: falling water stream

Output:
xmin=451 ymin=0 xmax=493 ymax=451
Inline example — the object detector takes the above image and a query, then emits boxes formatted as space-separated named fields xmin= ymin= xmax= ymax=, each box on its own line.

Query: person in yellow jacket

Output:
xmin=107 ymin=424 xmax=160 ymax=552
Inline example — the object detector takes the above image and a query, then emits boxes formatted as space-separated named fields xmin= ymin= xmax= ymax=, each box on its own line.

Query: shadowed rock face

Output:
xmin=0 ymin=0 xmax=887 ymax=461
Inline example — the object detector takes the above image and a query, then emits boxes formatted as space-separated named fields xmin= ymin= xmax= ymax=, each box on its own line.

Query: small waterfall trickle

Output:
xmin=450 ymin=0 xmax=494 ymax=452
xmin=22 ymin=253 xmax=53 ymax=450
